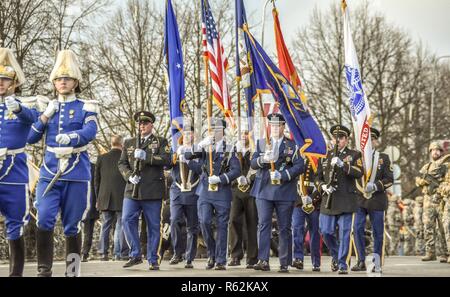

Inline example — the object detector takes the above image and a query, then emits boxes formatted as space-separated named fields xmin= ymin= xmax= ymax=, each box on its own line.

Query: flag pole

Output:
xmin=257 ymin=94 xmax=276 ymax=174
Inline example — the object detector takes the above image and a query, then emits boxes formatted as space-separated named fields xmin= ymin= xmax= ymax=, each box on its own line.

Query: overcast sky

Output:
xmin=245 ymin=0 xmax=450 ymax=57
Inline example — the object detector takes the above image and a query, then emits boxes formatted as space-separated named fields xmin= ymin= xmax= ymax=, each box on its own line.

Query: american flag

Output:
xmin=201 ymin=0 xmax=233 ymax=120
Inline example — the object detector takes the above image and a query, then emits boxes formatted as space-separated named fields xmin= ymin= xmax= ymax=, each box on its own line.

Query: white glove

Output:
xmin=235 ymin=141 xmax=244 ymax=153
xmin=270 ymin=170 xmax=281 ymax=180
xmin=5 ymin=96 xmax=20 ymax=112
xmin=208 ymin=175 xmax=221 ymax=185
xmin=237 ymin=176 xmax=248 ymax=186
xmin=129 ymin=175 xmax=141 ymax=185
xmin=176 ymin=145 xmax=187 ymax=155
xmin=134 ymin=149 xmax=146 ymax=160
xmin=43 ymin=100 xmax=59 ymax=118
xmin=262 ymin=150 xmax=275 ymax=163
xmin=331 ymin=157 xmax=344 ymax=168
xmin=198 ymin=136 xmax=214 ymax=149
xmin=55 ymin=134 xmax=71 ymax=145
xmin=365 ymin=182 xmax=377 ymax=193
xmin=321 ymin=184 xmax=336 ymax=195
xmin=302 ymin=195 xmax=313 ymax=205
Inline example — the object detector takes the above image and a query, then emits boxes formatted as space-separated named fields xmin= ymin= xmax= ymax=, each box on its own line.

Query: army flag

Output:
xmin=236 ymin=0 xmax=327 ymax=161
xmin=164 ymin=0 xmax=185 ymax=149
xmin=342 ymin=0 xmax=373 ymax=180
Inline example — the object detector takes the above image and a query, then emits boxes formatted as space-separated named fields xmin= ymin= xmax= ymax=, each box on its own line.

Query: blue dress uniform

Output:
xmin=28 ymin=49 xmax=99 ymax=277
xmin=185 ymin=139 xmax=241 ymax=269
xmin=292 ymin=158 xmax=321 ymax=271
xmin=352 ymin=128 xmax=393 ymax=272
xmin=250 ymin=135 xmax=304 ymax=272
xmin=316 ymin=125 xmax=363 ymax=274
xmin=168 ymin=155 xmax=202 ymax=267
xmin=0 ymin=47 xmax=38 ymax=277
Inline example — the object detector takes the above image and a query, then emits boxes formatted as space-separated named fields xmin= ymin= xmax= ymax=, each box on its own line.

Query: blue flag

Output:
xmin=236 ymin=0 xmax=326 ymax=160
xmin=164 ymin=0 xmax=185 ymax=149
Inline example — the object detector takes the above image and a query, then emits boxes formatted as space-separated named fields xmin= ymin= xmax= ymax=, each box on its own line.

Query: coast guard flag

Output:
xmin=164 ymin=0 xmax=185 ymax=149
xmin=342 ymin=0 xmax=373 ymax=180
xmin=236 ymin=0 xmax=327 ymax=161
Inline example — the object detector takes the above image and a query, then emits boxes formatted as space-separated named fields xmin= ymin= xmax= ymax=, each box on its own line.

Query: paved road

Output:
xmin=1 ymin=256 xmax=449 ymax=277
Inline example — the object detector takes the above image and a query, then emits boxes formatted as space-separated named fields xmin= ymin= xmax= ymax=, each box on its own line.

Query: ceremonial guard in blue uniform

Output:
xmin=292 ymin=157 xmax=322 ymax=272
xmin=119 ymin=111 xmax=171 ymax=271
xmin=0 ymin=48 xmax=38 ymax=277
xmin=28 ymin=50 xmax=99 ymax=277
xmin=316 ymin=125 xmax=363 ymax=274
xmin=168 ymin=125 xmax=201 ymax=268
xmin=351 ymin=128 xmax=393 ymax=273
xmin=185 ymin=119 xmax=240 ymax=270
xmin=251 ymin=114 xmax=304 ymax=273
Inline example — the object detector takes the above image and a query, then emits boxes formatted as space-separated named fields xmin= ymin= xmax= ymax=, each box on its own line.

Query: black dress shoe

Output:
xmin=149 ymin=263 xmax=160 ymax=271
xmin=292 ymin=259 xmax=304 ymax=270
xmin=338 ymin=268 xmax=348 ymax=275
xmin=169 ymin=255 xmax=183 ymax=265
xmin=185 ymin=261 xmax=194 ymax=269
xmin=254 ymin=260 xmax=270 ymax=271
xmin=278 ymin=266 xmax=289 ymax=273
xmin=214 ymin=264 xmax=226 ymax=270
xmin=312 ymin=266 xmax=321 ymax=272
xmin=81 ymin=254 xmax=89 ymax=263
xmin=206 ymin=258 xmax=215 ymax=270
xmin=351 ymin=261 xmax=366 ymax=271
xmin=123 ymin=257 xmax=143 ymax=268
xmin=331 ymin=259 xmax=339 ymax=272
xmin=371 ymin=266 xmax=382 ymax=273
xmin=228 ymin=258 xmax=241 ymax=266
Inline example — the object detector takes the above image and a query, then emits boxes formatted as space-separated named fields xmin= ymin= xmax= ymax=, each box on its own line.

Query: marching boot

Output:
xmin=9 ymin=237 xmax=25 ymax=277
xmin=351 ymin=261 xmax=366 ymax=272
xmin=421 ymin=253 xmax=436 ymax=261
xmin=439 ymin=255 xmax=448 ymax=263
xmin=36 ymin=229 xmax=54 ymax=277
xmin=65 ymin=233 xmax=82 ymax=277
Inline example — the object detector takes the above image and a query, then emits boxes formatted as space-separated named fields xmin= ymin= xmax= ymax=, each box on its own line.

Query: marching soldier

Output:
xmin=28 ymin=50 xmax=99 ymax=277
xmin=386 ymin=194 xmax=402 ymax=255
xmin=415 ymin=141 xmax=449 ymax=262
xmin=228 ymin=129 xmax=258 ymax=269
xmin=438 ymin=154 xmax=450 ymax=263
xmin=0 ymin=48 xmax=38 ymax=276
xmin=413 ymin=196 xmax=425 ymax=255
xmin=351 ymin=128 xmax=393 ymax=272
xmin=184 ymin=118 xmax=240 ymax=270
xmin=119 ymin=111 xmax=171 ymax=270
xmin=169 ymin=124 xmax=201 ymax=268
xmin=250 ymin=113 xmax=304 ymax=273
xmin=316 ymin=125 xmax=363 ymax=274
xmin=292 ymin=156 xmax=322 ymax=272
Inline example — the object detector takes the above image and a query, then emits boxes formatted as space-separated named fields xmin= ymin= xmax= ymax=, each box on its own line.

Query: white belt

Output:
xmin=7 ymin=148 xmax=25 ymax=155
xmin=175 ymin=179 xmax=200 ymax=190
xmin=46 ymin=145 xmax=88 ymax=154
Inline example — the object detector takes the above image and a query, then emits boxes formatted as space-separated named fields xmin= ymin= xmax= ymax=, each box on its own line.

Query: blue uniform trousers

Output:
xmin=35 ymin=179 xmax=89 ymax=236
xmin=256 ymin=199 xmax=294 ymax=266
xmin=292 ymin=208 xmax=321 ymax=267
xmin=198 ymin=199 xmax=231 ymax=265
xmin=122 ymin=198 xmax=162 ymax=265
xmin=354 ymin=207 xmax=385 ymax=263
xmin=170 ymin=203 xmax=199 ymax=262
xmin=0 ymin=184 xmax=30 ymax=240
xmin=319 ymin=213 xmax=353 ymax=270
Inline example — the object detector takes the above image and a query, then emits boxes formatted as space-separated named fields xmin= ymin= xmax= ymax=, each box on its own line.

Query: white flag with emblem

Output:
xmin=342 ymin=0 xmax=373 ymax=181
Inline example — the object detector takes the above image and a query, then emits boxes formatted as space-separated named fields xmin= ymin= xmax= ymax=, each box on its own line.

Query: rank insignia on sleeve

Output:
xmin=357 ymin=159 xmax=362 ymax=166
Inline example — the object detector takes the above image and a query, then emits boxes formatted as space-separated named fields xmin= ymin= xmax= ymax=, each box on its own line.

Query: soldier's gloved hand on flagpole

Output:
xmin=270 ymin=170 xmax=281 ymax=181
xmin=262 ymin=150 xmax=276 ymax=163
xmin=208 ymin=175 xmax=221 ymax=185
xmin=176 ymin=145 xmax=189 ymax=164
xmin=129 ymin=175 xmax=141 ymax=185
xmin=331 ymin=157 xmax=344 ymax=168
xmin=56 ymin=134 xmax=71 ymax=145
xmin=235 ymin=140 xmax=245 ymax=153
xmin=321 ymin=184 xmax=336 ymax=195
xmin=237 ymin=175 xmax=248 ymax=186
xmin=134 ymin=149 xmax=146 ymax=160
xmin=43 ymin=100 xmax=59 ymax=118
xmin=302 ymin=195 xmax=313 ymax=205
xmin=365 ymin=182 xmax=377 ymax=193
xmin=5 ymin=96 xmax=20 ymax=112
xmin=198 ymin=135 xmax=214 ymax=149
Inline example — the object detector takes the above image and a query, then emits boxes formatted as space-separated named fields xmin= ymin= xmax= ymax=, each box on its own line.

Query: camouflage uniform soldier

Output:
xmin=386 ymin=195 xmax=402 ymax=255
xmin=401 ymin=199 xmax=415 ymax=255
xmin=415 ymin=142 xmax=449 ymax=262
xmin=438 ymin=157 xmax=450 ymax=263
xmin=413 ymin=196 xmax=425 ymax=255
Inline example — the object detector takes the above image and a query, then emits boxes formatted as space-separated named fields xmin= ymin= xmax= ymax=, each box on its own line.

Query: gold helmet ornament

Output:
xmin=0 ymin=48 xmax=26 ymax=87
xmin=49 ymin=49 xmax=83 ymax=83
